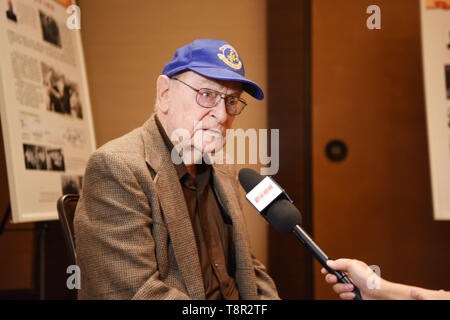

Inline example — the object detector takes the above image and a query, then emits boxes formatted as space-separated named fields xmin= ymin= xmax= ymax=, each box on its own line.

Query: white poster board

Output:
xmin=0 ymin=0 xmax=95 ymax=223
xmin=420 ymin=0 xmax=450 ymax=220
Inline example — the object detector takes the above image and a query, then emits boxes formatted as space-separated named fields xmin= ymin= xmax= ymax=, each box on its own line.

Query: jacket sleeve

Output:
xmin=252 ymin=255 xmax=281 ymax=300
xmin=74 ymin=150 xmax=190 ymax=300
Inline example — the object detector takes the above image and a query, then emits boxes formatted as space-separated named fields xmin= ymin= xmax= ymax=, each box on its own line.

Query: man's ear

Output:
xmin=156 ymin=75 xmax=171 ymax=113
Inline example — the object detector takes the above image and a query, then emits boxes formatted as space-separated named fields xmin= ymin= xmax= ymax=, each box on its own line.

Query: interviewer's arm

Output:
xmin=322 ymin=259 xmax=421 ymax=300
xmin=410 ymin=287 xmax=450 ymax=300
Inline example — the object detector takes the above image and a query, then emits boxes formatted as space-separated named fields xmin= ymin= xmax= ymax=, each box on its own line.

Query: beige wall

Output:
xmin=77 ymin=0 xmax=269 ymax=265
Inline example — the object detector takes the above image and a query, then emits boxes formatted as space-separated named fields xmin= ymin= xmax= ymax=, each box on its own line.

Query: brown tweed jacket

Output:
xmin=74 ymin=114 xmax=280 ymax=300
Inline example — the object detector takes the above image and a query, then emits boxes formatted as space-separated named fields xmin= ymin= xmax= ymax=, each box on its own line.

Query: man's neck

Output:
xmin=186 ymin=164 xmax=196 ymax=178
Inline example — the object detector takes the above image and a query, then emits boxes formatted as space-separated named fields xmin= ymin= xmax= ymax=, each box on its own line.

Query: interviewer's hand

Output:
xmin=321 ymin=259 xmax=382 ymax=300
xmin=410 ymin=288 xmax=450 ymax=300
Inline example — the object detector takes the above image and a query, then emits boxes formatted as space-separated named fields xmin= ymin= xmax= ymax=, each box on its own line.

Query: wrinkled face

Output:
xmin=161 ymin=71 xmax=242 ymax=158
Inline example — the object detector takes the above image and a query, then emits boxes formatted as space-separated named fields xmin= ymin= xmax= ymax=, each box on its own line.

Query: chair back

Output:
xmin=57 ymin=194 xmax=79 ymax=266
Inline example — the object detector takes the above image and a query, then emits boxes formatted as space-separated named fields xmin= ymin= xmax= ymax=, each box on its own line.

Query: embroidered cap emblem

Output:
xmin=217 ymin=45 xmax=242 ymax=70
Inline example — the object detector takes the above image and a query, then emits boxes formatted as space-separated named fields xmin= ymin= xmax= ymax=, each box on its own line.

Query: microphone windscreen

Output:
xmin=266 ymin=199 xmax=302 ymax=233
xmin=238 ymin=168 xmax=265 ymax=193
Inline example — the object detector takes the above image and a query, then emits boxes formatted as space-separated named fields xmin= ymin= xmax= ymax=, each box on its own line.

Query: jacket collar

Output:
xmin=141 ymin=114 xmax=257 ymax=299
xmin=142 ymin=114 xmax=205 ymax=299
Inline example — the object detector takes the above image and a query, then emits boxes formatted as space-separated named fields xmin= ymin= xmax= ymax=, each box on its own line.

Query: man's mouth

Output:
xmin=202 ymin=128 xmax=222 ymax=135
xmin=203 ymin=129 xmax=222 ymax=144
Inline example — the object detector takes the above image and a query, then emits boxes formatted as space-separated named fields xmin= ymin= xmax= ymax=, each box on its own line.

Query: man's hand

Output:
xmin=410 ymin=288 xmax=450 ymax=300
xmin=321 ymin=259 xmax=382 ymax=300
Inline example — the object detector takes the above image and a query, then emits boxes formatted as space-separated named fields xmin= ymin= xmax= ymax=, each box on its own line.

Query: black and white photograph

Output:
xmin=5 ymin=0 xmax=17 ymax=22
xmin=39 ymin=10 xmax=61 ymax=48
xmin=23 ymin=144 xmax=36 ymax=170
xmin=35 ymin=145 xmax=47 ymax=170
xmin=61 ymin=174 xmax=83 ymax=195
xmin=41 ymin=62 xmax=83 ymax=119
xmin=23 ymin=144 xmax=47 ymax=170
xmin=46 ymin=148 xmax=65 ymax=171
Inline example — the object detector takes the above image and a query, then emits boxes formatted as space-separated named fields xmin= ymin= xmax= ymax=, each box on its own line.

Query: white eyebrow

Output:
xmin=200 ymin=82 xmax=243 ymax=96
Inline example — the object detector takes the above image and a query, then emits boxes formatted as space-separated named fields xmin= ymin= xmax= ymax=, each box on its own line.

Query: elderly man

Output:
xmin=74 ymin=39 xmax=280 ymax=300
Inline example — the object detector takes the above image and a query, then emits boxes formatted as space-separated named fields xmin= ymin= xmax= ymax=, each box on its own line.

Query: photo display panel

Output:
xmin=0 ymin=0 xmax=95 ymax=222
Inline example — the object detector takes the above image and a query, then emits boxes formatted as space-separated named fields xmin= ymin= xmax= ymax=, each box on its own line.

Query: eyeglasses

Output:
xmin=172 ymin=77 xmax=247 ymax=115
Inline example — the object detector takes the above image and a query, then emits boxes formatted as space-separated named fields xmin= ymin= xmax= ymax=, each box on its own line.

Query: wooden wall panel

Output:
xmin=267 ymin=0 xmax=313 ymax=299
xmin=312 ymin=0 xmax=450 ymax=299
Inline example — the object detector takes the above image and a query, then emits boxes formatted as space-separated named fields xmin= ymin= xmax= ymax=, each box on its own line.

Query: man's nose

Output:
xmin=210 ymin=97 xmax=228 ymax=123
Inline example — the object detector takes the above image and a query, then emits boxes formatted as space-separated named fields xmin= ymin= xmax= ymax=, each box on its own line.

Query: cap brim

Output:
xmin=169 ymin=66 xmax=264 ymax=100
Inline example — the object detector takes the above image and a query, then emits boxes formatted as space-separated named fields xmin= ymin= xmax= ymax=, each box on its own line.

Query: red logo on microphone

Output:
xmin=254 ymin=184 xmax=274 ymax=204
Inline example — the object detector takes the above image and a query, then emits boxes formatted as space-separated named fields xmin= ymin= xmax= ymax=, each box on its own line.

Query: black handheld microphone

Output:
xmin=238 ymin=168 xmax=363 ymax=300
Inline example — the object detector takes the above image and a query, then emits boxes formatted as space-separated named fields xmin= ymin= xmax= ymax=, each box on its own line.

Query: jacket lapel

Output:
xmin=211 ymin=164 xmax=258 ymax=299
xmin=141 ymin=115 xmax=205 ymax=299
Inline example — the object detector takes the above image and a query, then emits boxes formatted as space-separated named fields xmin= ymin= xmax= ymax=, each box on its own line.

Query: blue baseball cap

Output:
xmin=162 ymin=39 xmax=264 ymax=100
